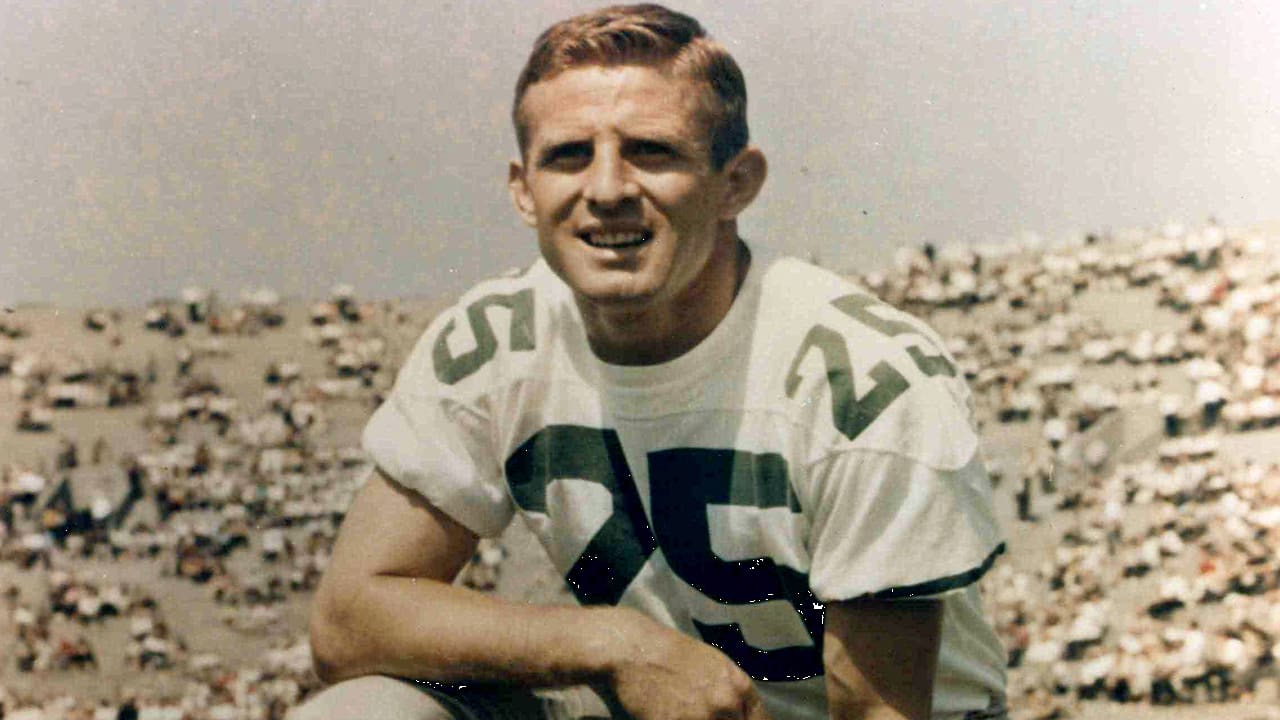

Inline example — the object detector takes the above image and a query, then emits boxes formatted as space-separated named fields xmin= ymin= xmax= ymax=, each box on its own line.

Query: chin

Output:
xmin=551 ymin=261 xmax=654 ymax=301
xmin=569 ymin=277 xmax=663 ymax=308
xmin=578 ymin=285 xmax=659 ymax=307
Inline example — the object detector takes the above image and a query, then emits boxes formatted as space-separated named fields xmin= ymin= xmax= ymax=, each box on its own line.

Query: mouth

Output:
xmin=578 ymin=230 xmax=652 ymax=249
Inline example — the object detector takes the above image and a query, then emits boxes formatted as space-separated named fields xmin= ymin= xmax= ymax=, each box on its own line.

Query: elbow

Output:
xmin=308 ymin=584 xmax=363 ymax=684
xmin=308 ymin=624 xmax=345 ymax=685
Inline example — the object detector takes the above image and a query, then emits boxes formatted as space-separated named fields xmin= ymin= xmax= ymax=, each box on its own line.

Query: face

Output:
xmin=509 ymin=64 xmax=758 ymax=317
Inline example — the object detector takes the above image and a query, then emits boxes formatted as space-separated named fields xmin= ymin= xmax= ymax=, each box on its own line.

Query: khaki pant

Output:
xmin=288 ymin=676 xmax=617 ymax=720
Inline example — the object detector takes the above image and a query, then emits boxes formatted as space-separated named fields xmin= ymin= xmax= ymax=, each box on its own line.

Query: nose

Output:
xmin=582 ymin=147 xmax=636 ymax=208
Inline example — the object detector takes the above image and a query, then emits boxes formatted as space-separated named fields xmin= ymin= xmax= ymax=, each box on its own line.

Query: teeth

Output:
xmin=585 ymin=232 xmax=647 ymax=248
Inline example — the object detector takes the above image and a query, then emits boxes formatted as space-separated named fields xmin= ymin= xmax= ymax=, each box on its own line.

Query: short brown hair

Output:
xmin=513 ymin=4 xmax=748 ymax=169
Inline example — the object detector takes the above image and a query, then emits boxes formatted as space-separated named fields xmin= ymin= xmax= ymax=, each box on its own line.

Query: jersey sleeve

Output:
xmin=767 ymin=273 xmax=1005 ymax=602
xmin=361 ymin=319 xmax=515 ymax=539
xmin=804 ymin=445 xmax=1004 ymax=604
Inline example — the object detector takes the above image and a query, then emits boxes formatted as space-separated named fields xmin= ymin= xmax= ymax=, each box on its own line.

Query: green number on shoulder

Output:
xmin=432 ymin=288 xmax=535 ymax=385
xmin=785 ymin=324 xmax=910 ymax=441
xmin=785 ymin=293 xmax=959 ymax=440
xmin=831 ymin=293 xmax=956 ymax=377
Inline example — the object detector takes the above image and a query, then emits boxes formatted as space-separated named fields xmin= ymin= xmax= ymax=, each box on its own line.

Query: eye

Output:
xmin=628 ymin=140 xmax=678 ymax=161
xmin=538 ymin=142 xmax=592 ymax=170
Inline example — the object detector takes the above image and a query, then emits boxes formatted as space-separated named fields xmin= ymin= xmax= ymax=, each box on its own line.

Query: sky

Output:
xmin=2 ymin=0 xmax=1278 ymax=308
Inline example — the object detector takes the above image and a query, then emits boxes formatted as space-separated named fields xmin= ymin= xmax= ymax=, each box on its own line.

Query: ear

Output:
xmin=508 ymin=160 xmax=537 ymax=227
xmin=717 ymin=146 xmax=768 ymax=221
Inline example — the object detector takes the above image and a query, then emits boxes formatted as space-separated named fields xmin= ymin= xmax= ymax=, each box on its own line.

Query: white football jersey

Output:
xmin=364 ymin=244 xmax=1007 ymax=719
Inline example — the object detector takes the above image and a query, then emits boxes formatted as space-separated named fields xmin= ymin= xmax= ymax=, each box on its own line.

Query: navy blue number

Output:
xmin=504 ymin=426 xmax=656 ymax=606
xmin=504 ymin=428 xmax=823 ymax=681
xmin=649 ymin=448 xmax=824 ymax=681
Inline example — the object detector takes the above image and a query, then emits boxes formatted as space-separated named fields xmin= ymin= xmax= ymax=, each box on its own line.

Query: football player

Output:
xmin=300 ymin=5 xmax=1008 ymax=719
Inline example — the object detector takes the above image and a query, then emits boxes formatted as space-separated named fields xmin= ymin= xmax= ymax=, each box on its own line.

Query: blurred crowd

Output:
xmin=0 ymin=286 xmax=510 ymax=719
xmin=881 ymin=223 xmax=1280 ymax=718
xmin=4 ymin=224 xmax=1280 ymax=718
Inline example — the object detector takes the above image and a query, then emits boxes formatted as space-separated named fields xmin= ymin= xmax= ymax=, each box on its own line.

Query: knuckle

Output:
xmin=708 ymin=688 xmax=743 ymax=715
xmin=728 ymin=669 xmax=753 ymax=694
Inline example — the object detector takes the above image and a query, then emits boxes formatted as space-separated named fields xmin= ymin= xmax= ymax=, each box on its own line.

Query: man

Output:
xmin=300 ymin=5 xmax=1007 ymax=719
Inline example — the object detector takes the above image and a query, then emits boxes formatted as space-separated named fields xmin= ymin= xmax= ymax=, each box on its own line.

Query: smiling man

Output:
xmin=300 ymin=5 xmax=1008 ymax=720
xmin=511 ymin=60 xmax=751 ymax=366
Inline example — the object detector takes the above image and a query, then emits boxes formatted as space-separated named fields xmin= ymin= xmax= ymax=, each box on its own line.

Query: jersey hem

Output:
xmin=864 ymin=542 xmax=1005 ymax=600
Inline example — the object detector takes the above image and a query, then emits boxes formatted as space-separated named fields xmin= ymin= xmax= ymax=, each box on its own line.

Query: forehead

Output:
xmin=519 ymin=65 xmax=711 ymax=147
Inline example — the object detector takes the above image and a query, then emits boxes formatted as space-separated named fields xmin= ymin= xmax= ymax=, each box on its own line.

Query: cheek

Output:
xmin=526 ymin=177 xmax=573 ymax=218
xmin=662 ymin=179 xmax=722 ymax=224
xmin=544 ymin=193 xmax=579 ymax=229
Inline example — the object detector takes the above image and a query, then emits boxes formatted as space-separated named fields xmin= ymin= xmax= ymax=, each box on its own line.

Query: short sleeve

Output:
xmin=361 ymin=332 xmax=515 ymax=538
xmin=805 ymin=447 xmax=1004 ymax=603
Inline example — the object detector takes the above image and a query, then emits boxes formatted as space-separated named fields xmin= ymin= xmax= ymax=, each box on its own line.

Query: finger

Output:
xmin=743 ymin=689 xmax=771 ymax=720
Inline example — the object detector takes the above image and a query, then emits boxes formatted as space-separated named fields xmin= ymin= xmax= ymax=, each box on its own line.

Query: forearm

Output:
xmin=311 ymin=572 xmax=632 ymax=688
xmin=822 ymin=599 xmax=940 ymax=720
xmin=824 ymin=674 xmax=918 ymax=720
xmin=825 ymin=650 xmax=924 ymax=720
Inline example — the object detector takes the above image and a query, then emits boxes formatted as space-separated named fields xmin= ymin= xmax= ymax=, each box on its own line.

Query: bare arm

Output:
xmin=310 ymin=467 xmax=768 ymax=720
xmin=310 ymin=466 xmax=620 ymax=686
xmin=822 ymin=598 xmax=942 ymax=720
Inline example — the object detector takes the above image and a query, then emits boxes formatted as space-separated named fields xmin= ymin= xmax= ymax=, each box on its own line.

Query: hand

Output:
xmin=605 ymin=610 xmax=771 ymax=720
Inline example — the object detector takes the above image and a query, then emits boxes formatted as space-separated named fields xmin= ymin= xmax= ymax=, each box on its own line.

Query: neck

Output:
xmin=580 ymin=237 xmax=750 ymax=366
